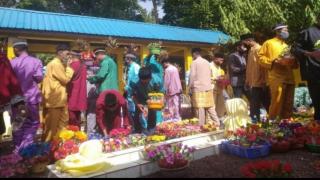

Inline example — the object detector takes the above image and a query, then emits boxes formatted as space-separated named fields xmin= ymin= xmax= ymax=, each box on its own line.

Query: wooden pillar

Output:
xmin=184 ymin=47 xmax=193 ymax=72
xmin=184 ymin=47 xmax=193 ymax=93
xmin=140 ymin=45 xmax=149 ymax=64
xmin=7 ymin=37 xmax=15 ymax=60
xmin=116 ymin=50 xmax=125 ymax=94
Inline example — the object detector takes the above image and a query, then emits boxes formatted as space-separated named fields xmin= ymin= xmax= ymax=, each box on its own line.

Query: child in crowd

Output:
xmin=130 ymin=67 xmax=163 ymax=135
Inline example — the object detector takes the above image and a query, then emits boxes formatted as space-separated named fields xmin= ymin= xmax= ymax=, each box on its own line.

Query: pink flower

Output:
xmin=0 ymin=168 xmax=15 ymax=178
xmin=63 ymin=140 xmax=76 ymax=149
xmin=15 ymin=166 xmax=28 ymax=175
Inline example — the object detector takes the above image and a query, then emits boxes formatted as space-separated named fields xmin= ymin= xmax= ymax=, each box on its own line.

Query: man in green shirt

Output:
xmin=88 ymin=48 xmax=119 ymax=92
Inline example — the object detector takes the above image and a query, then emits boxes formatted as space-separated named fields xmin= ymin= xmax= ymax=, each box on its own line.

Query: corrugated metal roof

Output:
xmin=0 ymin=7 xmax=229 ymax=44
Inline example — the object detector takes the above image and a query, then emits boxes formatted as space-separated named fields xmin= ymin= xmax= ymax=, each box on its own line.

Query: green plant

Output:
xmin=36 ymin=53 xmax=55 ymax=66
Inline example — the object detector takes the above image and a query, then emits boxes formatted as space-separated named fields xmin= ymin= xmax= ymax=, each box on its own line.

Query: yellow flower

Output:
xmin=153 ymin=135 xmax=166 ymax=142
xmin=59 ymin=130 xmax=75 ymax=141
xmin=257 ymin=123 xmax=262 ymax=128
xmin=148 ymin=135 xmax=166 ymax=142
xmin=75 ymin=131 xmax=88 ymax=141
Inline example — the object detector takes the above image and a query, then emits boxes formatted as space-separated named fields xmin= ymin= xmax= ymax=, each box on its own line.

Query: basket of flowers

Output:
xmin=241 ymin=160 xmax=292 ymax=178
xmin=305 ymin=122 xmax=320 ymax=153
xmin=268 ymin=124 xmax=291 ymax=153
xmin=278 ymin=46 xmax=296 ymax=66
xmin=0 ymin=153 xmax=28 ymax=178
xmin=145 ymin=143 xmax=195 ymax=175
xmin=221 ymin=124 xmax=270 ymax=159
xmin=289 ymin=126 xmax=307 ymax=150
xmin=19 ymin=142 xmax=51 ymax=174
xmin=147 ymin=93 xmax=165 ymax=110
xmin=51 ymin=126 xmax=88 ymax=161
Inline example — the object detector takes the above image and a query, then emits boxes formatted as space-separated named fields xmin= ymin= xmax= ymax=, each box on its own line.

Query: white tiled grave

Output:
xmin=47 ymin=130 xmax=225 ymax=178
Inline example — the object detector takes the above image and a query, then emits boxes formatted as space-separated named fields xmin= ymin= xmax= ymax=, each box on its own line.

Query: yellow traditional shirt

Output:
xmin=246 ymin=43 xmax=267 ymax=87
xmin=42 ymin=58 xmax=74 ymax=108
xmin=258 ymin=37 xmax=296 ymax=84
xmin=210 ymin=62 xmax=225 ymax=90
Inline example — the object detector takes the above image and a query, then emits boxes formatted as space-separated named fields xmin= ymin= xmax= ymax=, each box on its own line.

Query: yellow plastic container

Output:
xmin=148 ymin=93 xmax=164 ymax=110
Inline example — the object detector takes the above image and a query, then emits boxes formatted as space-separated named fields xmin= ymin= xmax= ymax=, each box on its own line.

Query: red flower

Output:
xmin=235 ymin=129 xmax=246 ymax=137
xmin=306 ymin=137 xmax=313 ymax=144
xmin=241 ymin=165 xmax=256 ymax=178
xmin=110 ymin=128 xmax=130 ymax=138
xmin=241 ymin=160 xmax=292 ymax=178
xmin=67 ymin=125 xmax=80 ymax=132
xmin=54 ymin=149 xmax=68 ymax=160
xmin=247 ymin=134 xmax=257 ymax=143
xmin=271 ymin=160 xmax=281 ymax=171
xmin=294 ymin=127 xmax=305 ymax=136
xmin=283 ymin=163 xmax=292 ymax=173
xmin=316 ymin=137 xmax=320 ymax=145
xmin=51 ymin=141 xmax=59 ymax=152
xmin=247 ymin=173 xmax=256 ymax=178
xmin=250 ymin=124 xmax=260 ymax=132
xmin=257 ymin=129 xmax=265 ymax=137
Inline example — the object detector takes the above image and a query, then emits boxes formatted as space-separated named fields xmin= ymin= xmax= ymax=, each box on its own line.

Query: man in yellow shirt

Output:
xmin=210 ymin=52 xmax=227 ymax=118
xmin=242 ymin=34 xmax=269 ymax=122
xmin=42 ymin=44 xmax=74 ymax=142
xmin=258 ymin=24 xmax=298 ymax=120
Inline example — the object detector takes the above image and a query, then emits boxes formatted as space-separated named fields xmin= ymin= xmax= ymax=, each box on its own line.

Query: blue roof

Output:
xmin=0 ymin=7 xmax=229 ymax=44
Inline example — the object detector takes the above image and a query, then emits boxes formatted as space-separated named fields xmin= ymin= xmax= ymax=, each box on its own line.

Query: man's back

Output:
xmin=189 ymin=57 xmax=212 ymax=92
xmin=164 ymin=64 xmax=182 ymax=96
xmin=228 ymin=52 xmax=246 ymax=87
xmin=99 ymin=56 xmax=119 ymax=92
xmin=11 ymin=52 xmax=43 ymax=104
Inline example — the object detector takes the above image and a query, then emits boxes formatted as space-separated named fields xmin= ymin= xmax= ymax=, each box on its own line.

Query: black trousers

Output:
xmin=232 ymin=86 xmax=250 ymax=100
xmin=249 ymin=87 xmax=270 ymax=121
xmin=0 ymin=111 xmax=5 ymax=135
xmin=308 ymin=80 xmax=320 ymax=120
xmin=133 ymin=108 xmax=157 ymax=133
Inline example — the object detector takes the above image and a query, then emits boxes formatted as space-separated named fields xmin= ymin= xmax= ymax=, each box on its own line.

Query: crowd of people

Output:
xmin=1 ymin=20 xmax=320 ymax=154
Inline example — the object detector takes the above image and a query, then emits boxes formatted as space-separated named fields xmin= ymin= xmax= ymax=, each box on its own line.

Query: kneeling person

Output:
xmin=96 ymin=90 xmax=131 ymax=137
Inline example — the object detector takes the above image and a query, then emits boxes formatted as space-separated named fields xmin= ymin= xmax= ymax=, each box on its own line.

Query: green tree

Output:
xmin=61 ymin=0 xmax=144 ymax=20
xmin=162 ymin=0 xmax=320 ymax=41
xmin=0 ymin=0 xmax=17 ymax=7
xmin=140 ymin=0 xmax=164 ymax=23
xmin=15 ymin=0 xmax=62 ymax=12
xmin=0 ymin=0 xmax=150 ymax=22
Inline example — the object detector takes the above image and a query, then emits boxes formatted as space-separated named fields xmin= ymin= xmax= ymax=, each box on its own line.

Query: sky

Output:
xmin=138 ymin=0 xmax=165 ymax=18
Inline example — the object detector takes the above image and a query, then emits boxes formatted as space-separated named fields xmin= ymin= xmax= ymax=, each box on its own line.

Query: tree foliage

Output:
xmin=163 ymin=0 xmax=320 ymax=41
xmin=0 ymin=0 xmax=151 ymax=22
xmin=140 ymin=0 xmax=163 ymax=23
